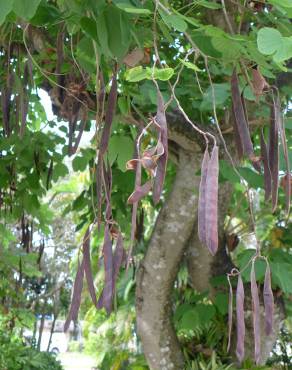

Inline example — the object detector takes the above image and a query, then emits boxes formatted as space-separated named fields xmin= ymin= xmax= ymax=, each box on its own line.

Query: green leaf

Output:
xmin=80 ymin=16 xmax=98 ymax=40
xmin=0 ymin=0 xmax=13 ymax=25
xmin=179 ymin=58 xmax=202 ymax=72
xmin=180 ymin=309 xmax=199 ymax=330
xmin=257 ymin=27 xmax=282 ymax=55
xmin=125 ymin=66 xmax=150 ymax=82
xmin=108 ymin=135 xmax=134 ymax=172
xmin=257 ymin=27 xmax=292 ymax=62
xmin=115 ymin=3 xmax=151 ymax=14
xmin=196 ymin=0 xmax=222 ymax=9
xmin=214 ymin=293 xmax=228 ymax=315
xmin=125 ymin=66 xmax=174 ymax=82
xmin=268 ymin=0 xmax=292 ymax=7
xmin=238 ymin=167 xmax=264 ymax=189
xmin=103 ymin=5 xmax=131 ymax=59
xmin=52 ymin=163 xmax=69 ymax=182
xmin=72 ymin=156 xmax=88 ymax=172
xmin=270 ymin=262 xmax=292 ymax=294
xmin=13 ymin=0 xmax=41 ymax=20
xmin=159 ymin=10 xmax=188 ymax=32
xmin=151 ymin=67 xmax=174 ymax=81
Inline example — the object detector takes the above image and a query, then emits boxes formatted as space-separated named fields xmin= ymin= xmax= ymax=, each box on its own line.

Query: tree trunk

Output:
xmin=136 ymin=146 xmax=201 ymax=370
xmin=47 ymin=313 xmax=58 ymax=352
xmin=37 ymin=311 xmax=45 ymax=350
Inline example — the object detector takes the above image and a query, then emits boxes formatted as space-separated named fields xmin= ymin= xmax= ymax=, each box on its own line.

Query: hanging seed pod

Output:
xmin=236 ymin=274 xmax=245 ymax=363
xmin=198 ymin=147 xmax=210 ymax=246
xmin=227 ymin=276 xmax=233 ymax=353
xmin=83 ymin=227 xmax=98 ymax=308
xmin=260 ymin=129 xmax=272 ymax=201
xmin=263 ymin=263 xmax=274 ymax=336
xmin=205 ymin=145 xmax=219 ymax=255
xmin=64 ymin=259 xmax=85 ymax=331
xmin=251 ymin=262 xmax=261 ymax=364
xmin=231 ymin=69 xmax=254 ymax=159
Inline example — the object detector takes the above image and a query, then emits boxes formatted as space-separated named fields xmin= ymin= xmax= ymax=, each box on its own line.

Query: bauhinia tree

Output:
xmin=0 ymin=0 xmax=291 ymax=369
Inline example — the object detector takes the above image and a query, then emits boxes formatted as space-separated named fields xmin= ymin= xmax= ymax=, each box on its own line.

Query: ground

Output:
xmin=58 ymin=352 xmax=96 ymax=370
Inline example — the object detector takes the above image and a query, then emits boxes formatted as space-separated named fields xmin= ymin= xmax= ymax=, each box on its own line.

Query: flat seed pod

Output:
xmin=227 ymin=277 xmax=233 ymax=353
xmin=231 ymin=69 xmax=254 ymax=158
xmin=263 ymin=263 xmax=274 ymax=336
xmin=251 ymin=67 xmax=269 ymax=98
xmin=198 ymin=147 xmax=210 ymax=246
xmin=276 ymin=96 xmax=291 ymax=215
xmin=83 ymin=228 xmax=98 ymax=308
xmin=251 ymin=262 xmax=261 ymax=364
xmin=64 ymin=258 xmax=85 ymax=332
xmin=236 ymin=274 xmax=245 ymax=363
xmin=127 ymin=180 xmax=152 ymax=204
xmin=205 ymin=145 xmax=219 ymax=255
xmin=260 ymin=129 xmax=272 ymax=201
xmin=102 ymin=225 xmax=114 ymax=313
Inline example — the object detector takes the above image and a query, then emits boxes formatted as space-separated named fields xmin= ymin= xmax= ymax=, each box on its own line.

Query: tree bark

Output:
xmin=136 ymin=146 xmax=201 ymax=370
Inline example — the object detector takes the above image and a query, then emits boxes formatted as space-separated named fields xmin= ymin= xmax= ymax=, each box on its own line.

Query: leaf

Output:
xmin=64 ymin=259 xmax=85 ymax=332
xmin=257 ymin=27 xmax=292 ymax=63
xmin=153 ymin=90 xmax=168 ymax=204
xmin=127 ymin=180 xmax=152 ymax=204
xmin=260 ymin=129 xmax=272 ymax=200
xmin=125 ymin=66 xmax=150 ymax=82
xmin=205 ymin=145 xmax=219 ymax=255
xmin=251 ymin=262 xmax=261 ymax=365
xmin=231 ymin=69 xmax=255 ymax=159
xmin=178 ymin=58 xmax=202 ymax=72
xmin=80 ymin=16 xmax=98 ymax=41
xmin=263 ymin=263 xmax=274 ymax=336
xmin=151 ymin=67 xmax=174 ymax=81
xmin=104 ymin=5 xmax=131 ymax=60
xmin=198 ymin=147 xmax=210 ymax=246
xmin=159 ymin=11 xmax=188 ymax=32
xmin=13 ymin=0 xmax=41 ymax=20
xmin=251 ymin=67 xmax=269 ymax=98
xmin=0 ymin=0 xmax=13 ymax=25
xmin=268 ymin=0 xmax=292 ymax=7
xmin=236 ymin=274 xmax=245 ymax=363
xmin=196 ymin=0 xmax=222 ymax=9
xmin=72 ymin=155 xmax=88 ymax=172
xmin=115 ymin=3 xmax=151 ymax=14
xmin=83 ymin=228 xmax=98 ymax=308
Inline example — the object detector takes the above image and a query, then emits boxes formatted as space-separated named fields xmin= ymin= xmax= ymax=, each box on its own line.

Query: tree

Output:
xmin=0 ymin=0 xmax=291 ymax=369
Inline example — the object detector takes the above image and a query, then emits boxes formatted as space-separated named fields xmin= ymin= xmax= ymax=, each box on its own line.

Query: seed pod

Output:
xmin=205 ymin=145 xmax=219 ymax=255
xmin=263 ymin=263 xmax=274 ymax=336
xmin=260 ymin=129 xmax=272 ymax=201
xmin=251 ymin=262 xmax=261 ymax=364
xmin=198 ymin=147 xmax=210 ymax=246
xmin=236 ymin=274 xmax=245 ymax=363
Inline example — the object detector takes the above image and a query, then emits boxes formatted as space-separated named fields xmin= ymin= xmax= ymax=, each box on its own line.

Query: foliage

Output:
xmin=0 ymin=327 xmax=63 ymax=370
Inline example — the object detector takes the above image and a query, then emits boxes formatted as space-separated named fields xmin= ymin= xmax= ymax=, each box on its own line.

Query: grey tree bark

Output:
xmin=136 ymin=143 xmax=202 ymax=370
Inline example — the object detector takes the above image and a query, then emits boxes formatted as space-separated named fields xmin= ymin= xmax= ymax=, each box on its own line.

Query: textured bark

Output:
xmin=136 ymin=146 xmax=201 ymax=370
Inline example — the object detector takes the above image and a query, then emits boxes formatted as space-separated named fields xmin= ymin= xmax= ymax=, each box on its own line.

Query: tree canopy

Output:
xmin=0 ymin=0 xmax=292 ymax=369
